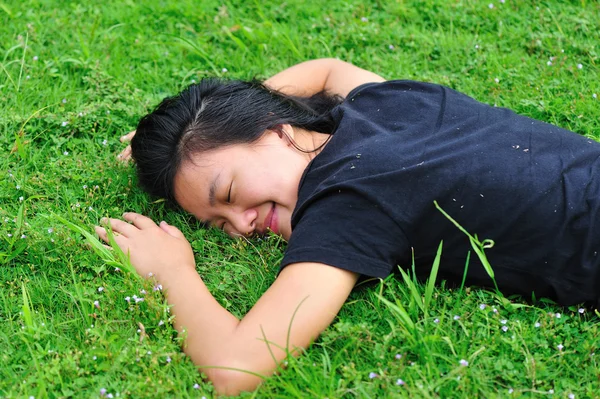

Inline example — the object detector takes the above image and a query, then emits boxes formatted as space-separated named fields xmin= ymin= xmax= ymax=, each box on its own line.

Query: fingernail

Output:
xmin=100 ymin=217 xmax=108 ymax=224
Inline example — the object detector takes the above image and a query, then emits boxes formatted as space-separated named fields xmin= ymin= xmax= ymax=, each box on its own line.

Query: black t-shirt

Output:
xmin=280 ymin=80 xmax=600 ymax=307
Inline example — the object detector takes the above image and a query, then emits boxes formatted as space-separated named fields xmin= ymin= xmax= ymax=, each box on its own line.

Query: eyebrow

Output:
xmin=208 ymin=172 xmax=220 ymax=207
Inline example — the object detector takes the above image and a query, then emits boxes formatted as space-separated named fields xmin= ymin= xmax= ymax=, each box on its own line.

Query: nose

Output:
xmin=225 ymin=207 xmax=258 ymax=237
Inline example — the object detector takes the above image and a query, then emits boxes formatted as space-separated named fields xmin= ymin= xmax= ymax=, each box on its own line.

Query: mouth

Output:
xmin=261 ymin=202 xmax=278 ymax=235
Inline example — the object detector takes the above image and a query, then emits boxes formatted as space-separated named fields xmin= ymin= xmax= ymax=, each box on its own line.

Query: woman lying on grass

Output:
xmin=96 ymin=58 xmax=600 ymax=395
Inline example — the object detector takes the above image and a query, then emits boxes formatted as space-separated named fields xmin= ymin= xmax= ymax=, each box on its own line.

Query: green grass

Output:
xmin=1 ymin=0 xmax=600 ymax=397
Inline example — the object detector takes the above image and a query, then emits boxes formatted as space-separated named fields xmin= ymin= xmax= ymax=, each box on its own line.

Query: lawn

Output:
xmin=1 ymin=0 xmax=600 ymax=397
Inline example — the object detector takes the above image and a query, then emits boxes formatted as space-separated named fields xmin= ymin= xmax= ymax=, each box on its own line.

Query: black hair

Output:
xmin=131 ymin=78 xmax=344 ymax=203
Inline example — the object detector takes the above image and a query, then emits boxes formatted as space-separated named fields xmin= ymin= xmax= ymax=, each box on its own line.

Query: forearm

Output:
xmin=160 ymin=267 xmax=240 ymax=373
xmin=264 ymin=58 xmax=340 ymax=96
xmin=264 ymin=58 xmax=385 ymax=98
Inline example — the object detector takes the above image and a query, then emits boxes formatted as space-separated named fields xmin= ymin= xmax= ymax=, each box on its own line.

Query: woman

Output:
xmin=96 ymin=58 xmax=600 ymax=395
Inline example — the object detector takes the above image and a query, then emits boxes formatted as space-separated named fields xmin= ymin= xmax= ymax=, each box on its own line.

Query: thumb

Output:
xmin=159 ymin=221 xmax=185 ymax=239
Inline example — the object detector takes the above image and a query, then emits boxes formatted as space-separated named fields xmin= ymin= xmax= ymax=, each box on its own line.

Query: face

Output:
xmin=173 ymin=129 xmax=311 ymax=241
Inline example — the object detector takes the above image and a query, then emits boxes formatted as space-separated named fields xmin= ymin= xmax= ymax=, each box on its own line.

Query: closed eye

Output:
xmin=226 ymin=182 xmax=233 ymax=204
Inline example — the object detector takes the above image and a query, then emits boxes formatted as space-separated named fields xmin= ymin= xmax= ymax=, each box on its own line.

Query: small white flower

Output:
xmin=88 ymin=206 xmax=93 ymax=211
xmin=548 ymin=389 xmax=554 ymax=394
xmin=434 ymin=318 xmax=440 ymax=324
xmin=388 ymin=44 xmax=394 ymax=50
xmin=534 ymin=322 xmax=541 ymax=328
xmin=135 ymin=297 xmax=144 ymax=303
xmin=508 ymin=388 xmax=513 ymax=393
xmin=593 ymin=93 xmax=597 ymax=99
xmin=98 ymin=287 xmax=104 ymax=292
xmin=193 ymin=383 xmax=200 ymax=389
xmin=577 ymin=64 xmax=583 ymax=69
xmin=475 ymin=44 xmax=480 ymax=49
xmin=102 ymin=139 xmax=108 ymax=146
xmin=557 ymin=344 xmax=564 ymax=351
xmin=158 ymin=320 xmax=165 ymax=326
xmin=166 ymin=356 xmax=172 ymax=363
xmin=555 ymin=313 xmax=561 ymax=318
xmin=21 ymin=234 xmax=26 ymax=239
xmin=501 ymin=326 xmax=508 ymax=332
xmin=492 ymin=307 xmax=498 ymax=313
xmin=459 ymin=359 xmax=469 ymax=366
xmin=93 ymin=356 xmax=98 ymax=360
xmin=63 ymin=151 xmax=69 ymax=156
xmin=19 ymin=196 xmax=24 ymax=202
xmin=494 ymin=78 xmax=499 ymax=83
xmin=453 ymin=315 xmax=460 ymax=320
xmin=488 ymin=3 xmax=494 ymax=9
xmin=140 ymin=289 xmax=147 ymax=295
xmin=222 ymin=68 xmax=228 ymax=73
xmin=568 ymin=394 xmax=575 ymax=399
xmin=33 ymin=55 xmax=38 ymax=61
xmin=396 ymin=378 xmax=405 ymax=386
xmin=147 ymin=351 xmax=152 ymax=355
xmin=75 ymin=203 xmax=80 ymax=208
xmin=62 ymin=98 xmax=67 ymax=104
xmin=125 ymin=296 xmax=131 ymax=302
xmin=26 ymin=75 xmax=30 ymax=79
xmin=47 ymin=228 xmax=53 ymax=234
xmin=106 ymin=110 xmax=110 ymax=114
xmin=579 ymin=308 xmax=585 ymax=314
xmin=361 ymin=17 xmax=368 ymax=22
xmin=395 ymin=353 xmax=402 ymax=359
xmin=500 ymin=319 xmax=507 ymax=324
xmin=479 ymin=304 xmax=487 ymax=310
xmin=16 ymin=185 xmax=21 ymax=190
xmin=83 ymin=185 xmax=87 ymax=189
xmin=547 ymin=61 xmax=552 ymax=66
xmin=61 ymin=121 xmax=68 ymax=127
xmin=93 ymin=300 xmax=100 ymax=309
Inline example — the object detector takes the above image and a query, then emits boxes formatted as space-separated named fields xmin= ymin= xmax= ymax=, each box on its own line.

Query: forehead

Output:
xmin=173 ymin=157 xmax=218 ymax=220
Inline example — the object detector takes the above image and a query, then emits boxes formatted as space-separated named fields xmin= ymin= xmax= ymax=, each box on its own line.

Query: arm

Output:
xmin=264 ymin=58 xmax=386 ymax=97
xmin=96 ymin=214 xmax=358 ymax=395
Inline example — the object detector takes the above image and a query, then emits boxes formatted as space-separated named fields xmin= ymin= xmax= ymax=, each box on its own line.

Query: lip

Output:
xmin=262 ymin=202 xmax=278 ymax=235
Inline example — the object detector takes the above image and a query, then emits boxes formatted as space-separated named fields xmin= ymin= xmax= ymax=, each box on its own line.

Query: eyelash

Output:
xmin=226 ymin=182 xmax=233 ymax=204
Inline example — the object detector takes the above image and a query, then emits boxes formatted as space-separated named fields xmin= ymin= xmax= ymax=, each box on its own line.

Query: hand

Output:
xmin=95 ymin=212 xmax=196 ymax=280
xmin=117 ymin=130 xmax=136 ymax=162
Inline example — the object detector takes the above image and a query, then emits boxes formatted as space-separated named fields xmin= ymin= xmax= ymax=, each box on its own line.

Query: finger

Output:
xmin=159 ymin=221 xmax=185 ymax=239
xmin=102 ymin=217 xmax=139 ymax=237
xmin=95 ymin=226 xmax=128 ymax=249
xmin=120 ymin=130 xmax=136 ymax=142
xmin=95 ymin=226 xmax=109 ymax=243
xmin=117 ymin=145 xmax=132 ymax=162
xmin=123 ymin=212 xmax=157 ymax=230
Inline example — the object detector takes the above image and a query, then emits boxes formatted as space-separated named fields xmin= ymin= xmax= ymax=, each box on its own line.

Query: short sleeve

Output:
xmin=279 ymin=189 xmax=409 ymax=278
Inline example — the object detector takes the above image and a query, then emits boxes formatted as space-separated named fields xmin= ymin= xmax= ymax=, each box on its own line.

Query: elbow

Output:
xmin=207 ymin=366 xmax=265 ymax=396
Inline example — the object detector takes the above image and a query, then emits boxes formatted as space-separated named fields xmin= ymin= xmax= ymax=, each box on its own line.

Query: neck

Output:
xmin=292 ymin=127 xmax=331 ymax=161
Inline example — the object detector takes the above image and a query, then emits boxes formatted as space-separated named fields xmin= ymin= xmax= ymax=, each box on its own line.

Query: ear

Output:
xmin=277 ymin=124 xmax=295 ymax=146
